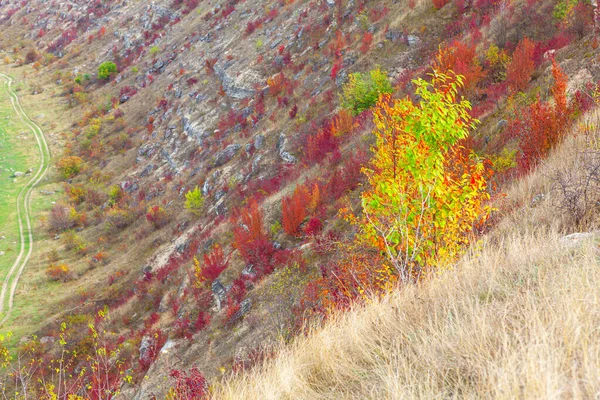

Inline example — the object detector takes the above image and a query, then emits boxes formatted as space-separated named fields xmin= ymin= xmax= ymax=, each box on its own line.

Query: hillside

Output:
xmin=0 ymin=0 xmax=598 ymax=398
xmin=214 ymin=109 xmax=600 ymax=399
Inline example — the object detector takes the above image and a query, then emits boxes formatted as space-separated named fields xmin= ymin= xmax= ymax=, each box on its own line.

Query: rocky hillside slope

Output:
xmin=0 ymin=0 xmax=598 ymax=397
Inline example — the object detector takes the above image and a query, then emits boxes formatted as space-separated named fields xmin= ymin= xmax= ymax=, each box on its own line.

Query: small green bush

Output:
xmin=185 ymin=186 xmax=205 ymax=215
xmin=340 ymin=67 xmax=393 ymax=116
xmin=98 ymin=61 xmax=117 ymax=80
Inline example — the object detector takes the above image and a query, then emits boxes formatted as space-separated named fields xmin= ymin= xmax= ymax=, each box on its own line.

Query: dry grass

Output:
xmin=214 ymin=229 xmax=600 ymax=399
xmin=212 ymin=111 xmax=600 ymax=399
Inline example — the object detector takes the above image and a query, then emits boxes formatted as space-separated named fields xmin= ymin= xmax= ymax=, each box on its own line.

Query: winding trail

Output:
xmin=0 ymin=72 xmax=51 ymax=327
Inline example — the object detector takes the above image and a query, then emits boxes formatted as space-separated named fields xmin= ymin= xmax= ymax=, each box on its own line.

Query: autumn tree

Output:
xmin=348 ymin=72 xmax=492 ymax=282
xmin=506 ymin=38 xmax=535 ymax=94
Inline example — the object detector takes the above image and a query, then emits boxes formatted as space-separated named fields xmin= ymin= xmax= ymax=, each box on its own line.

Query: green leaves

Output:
xmin=341 ymin=67 xmax=394 ymax=116
xmin=354 ymin=71 xmax=492 ymax=281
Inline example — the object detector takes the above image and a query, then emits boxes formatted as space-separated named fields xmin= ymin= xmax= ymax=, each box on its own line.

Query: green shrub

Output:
xmin=340 ymin=67 xmax=393 ymax=116
xmin=98 ymin=61 xmax=117 ymax=80
xmin=185 ymin=186 xmax=205 ymax=215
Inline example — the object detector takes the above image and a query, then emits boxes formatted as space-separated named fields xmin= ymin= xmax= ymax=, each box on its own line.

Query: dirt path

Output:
xmin=0 ymin=72 xmax=51 ymax=326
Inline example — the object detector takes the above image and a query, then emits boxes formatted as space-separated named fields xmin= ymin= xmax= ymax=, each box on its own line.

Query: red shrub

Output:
xmin=306 ymin=124 xmax=339 ymax=164
xmin=506 ymin=38 xmax=535 ymax=94
xmin=434 ymin=41 xmax=485 ymax=96
xmin=194 ymin=312 xmax=211 ymax=332
xmin=169 ymin=368 xmax=208 ymax=399
xmin=138 ymin=330 xmax=167 ymax=372
xmin=197 ymin=245 xmax=229 ymax=284
xmin=360 ymin=32 xmax=373 ymax=54
xmin=146 ymin=205 xmax=169 ymax=229
xmin=233 ymin=200 xmax=276 ymax=275
xmin=508 ymin=60 xmax=571 ymax=173
xmin=330 ymin=60 xmax=342 ymax=81
xmin=304 ymin=217 xmax=323 ymax=236
xmin=432 ymin=0 xmax=449 ymax=9
xmin=282 ymin=184 xmax=310 ymax=236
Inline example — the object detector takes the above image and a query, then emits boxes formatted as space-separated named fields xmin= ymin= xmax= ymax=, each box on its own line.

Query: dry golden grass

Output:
xmin=214 ymin=229 xmax=599 ymax=399
xmin=212 ymin=111 xmax=600 ymax=399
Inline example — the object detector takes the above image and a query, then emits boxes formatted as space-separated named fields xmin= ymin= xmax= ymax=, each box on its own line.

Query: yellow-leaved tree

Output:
xmin=350 ymin=71 xmax=492 ymax=283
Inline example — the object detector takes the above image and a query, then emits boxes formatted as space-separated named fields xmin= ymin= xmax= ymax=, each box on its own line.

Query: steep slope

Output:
xmin=213 ymin=111 xmax=600 ymax=399
xmin=0 ymin=0 xmax=598 ymax=397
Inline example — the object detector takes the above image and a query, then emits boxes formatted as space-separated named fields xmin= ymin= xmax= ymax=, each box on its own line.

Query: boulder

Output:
xmin=214 ymin=144 xmax=241 ymax=167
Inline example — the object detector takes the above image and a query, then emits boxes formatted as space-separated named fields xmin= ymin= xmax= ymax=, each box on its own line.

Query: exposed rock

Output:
xmin=214 ymin=144 xmax=241 ymax=167
xmin=254 ymin=134 xmax=265 ymax=149
xmin=280 ymin=151 xmax=297 ymax=164
xmin=40 ymin=336 xmax=55 ymax=345
xmin=160 ymin=340 xmax=177 ymax=354
xmin=212 ymin=279 xmax=227 ymax=311
xmin=407 ymin=35 xmax=419 ymax=46
xmin=277 ymin=133 xmax=297 ymax=164
xmin=230 ymin=299 xmax=252 ymax=323
xmin=139 ymin=336 xmax=152 ymax=360
xmin=385 ymin=29 xmax=403 ymax=43
xmin=560 ymin=231 xmax=600 ymax=247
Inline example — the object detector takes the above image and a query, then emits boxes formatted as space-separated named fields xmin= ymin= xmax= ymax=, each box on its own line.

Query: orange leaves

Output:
xmin=281 ymin=181 xmax=323 ymax=237
xmin=233 ymin=200 xmax=268 ymax=256
xmin=434 ymin=41 xmax=485 ymax=97
xmin=551 ymin=58 xmax=568 ymax=117
xmin=509 ymin=59 xmax=572 ymax=173
xmin=267 ymin=72 xmax=286 ymax=97
xmin=506 ymin=38 xmax=535 ymax=94
xmin=282 ymin=184 xmax=311 ymax=236
xmin=332 ymin=109 xmax=354 ymax=137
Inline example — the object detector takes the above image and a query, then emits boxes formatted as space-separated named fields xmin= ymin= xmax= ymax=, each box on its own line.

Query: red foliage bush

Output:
xmin=506 ymin=38 xmax=535 ymax=94
xmin=169 ymin=368 xmax=208 ymax=399
xmin=138 ymin=329 xmax=167 ymax=372
xmin=48 ymin=204 xmax=74 ymax=232
xmin=233 ymin=200 xmax=276 ymax=275
xmin=434 ymin=41 xmax=485 ymax=96
xmin=360 ymin=32 xmax=373 ymax=54
xmin=194 ymin=312 xmax=211 ymax=332
xmin=304 ymin=217 xmax=323 ymax=236
xmin=432 ymin=0 xmax=449 ymax=9
xmin=508 ymin=60 xmax=572 ymax=173
xmin=146 ymin=205 xmax=169 ymax=229
xmin=197 ymin=245 xmax=229 ymax=284
xmin=282 ymin=184 xmax=310 ymax=236
xmin=306 ymin=124 xmax=339 ymax=164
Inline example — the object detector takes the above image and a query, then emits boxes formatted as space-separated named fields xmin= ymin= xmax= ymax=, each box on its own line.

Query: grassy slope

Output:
xmin=0 ymin=75 xmax=37 ymax=302
xmin=213 ymin=111 xmax=600 ymax=399
xmin=0 ymin=66 xmax=66 ymax=345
